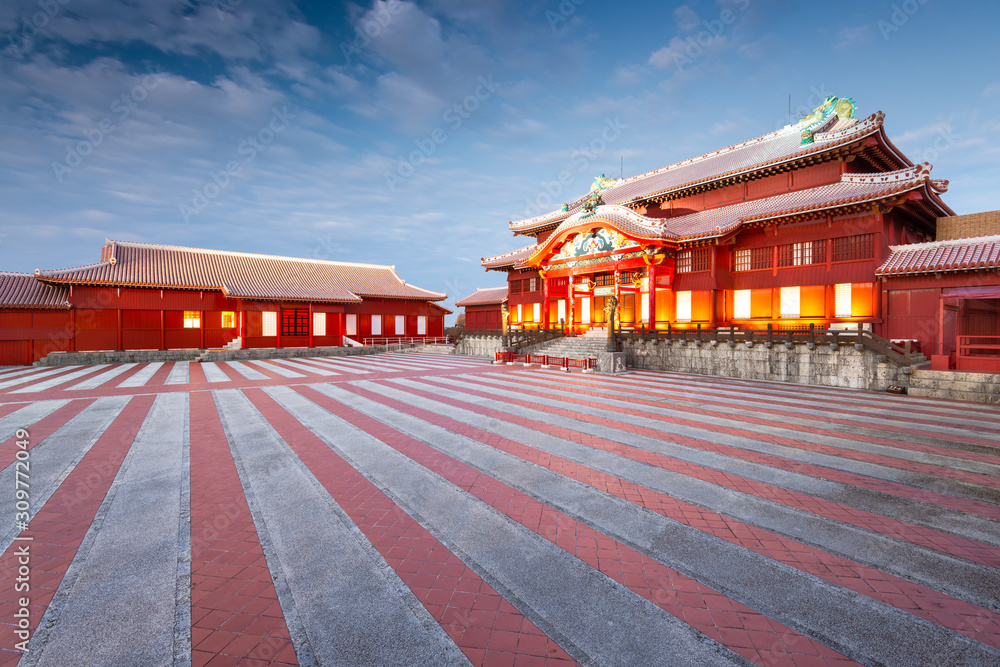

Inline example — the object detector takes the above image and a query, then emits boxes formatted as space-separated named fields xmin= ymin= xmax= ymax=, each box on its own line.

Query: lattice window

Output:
xmin=832 ymin=234 xmax=874 ymax=262
xmin=835 ymin=283 xmax=852 ymax=318
xmin=528 ymin=277 xmax=538 ymax=292
xmin=281 ymin=309 xmax=309 ymax=336
xmin=691 ymin=247 xmax=710 ymax=272
xmin=262 ymin=311 xmax=277 ymax=337
xmin=677 ymin=251 xmax=692 ymax=273
xmin=221 ymin=311 xmax=236 ymax=328
xmin=183 ymin=311 xmax=200 ymax=328
xmin=509 ymin=280 xmax=522 ymax=295
xmin=734 ymin=247 xmax=772 ymax=271
xmin=313 ymin=312 xmax=326 ymax=336
xmin=594 ymin=272 xmax=614 ymax=287
xmin=778 ymin=240 xmax=826 ymax=267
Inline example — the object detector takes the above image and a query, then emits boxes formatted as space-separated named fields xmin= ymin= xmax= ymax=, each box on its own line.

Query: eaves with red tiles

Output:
xmin=877 ymin=235 xmax=1000 ymax=276
xmin=0 ymin=272 xmax=70 ymax=309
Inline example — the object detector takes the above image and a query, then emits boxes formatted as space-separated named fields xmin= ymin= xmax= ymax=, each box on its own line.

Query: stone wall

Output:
xmin=454 ymin=335 xmax=504 ymax=357
xmin=623 ymin=339 xmax=911 ymax=391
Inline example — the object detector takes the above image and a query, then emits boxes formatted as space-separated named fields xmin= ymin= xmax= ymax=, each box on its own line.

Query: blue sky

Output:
xmin=1 ymin=0 xmax=998 ymax=322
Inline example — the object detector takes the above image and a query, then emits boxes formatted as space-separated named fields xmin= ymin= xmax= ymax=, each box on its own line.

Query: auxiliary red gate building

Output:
xmin=482 ymin=96 xmax=1000 ymax=372
xmin=0 ymin=240 xmax=449 ymax=365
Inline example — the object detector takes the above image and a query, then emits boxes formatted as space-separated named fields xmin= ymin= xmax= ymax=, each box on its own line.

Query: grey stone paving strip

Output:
xmin=268 ymin=357 xmax=339 ymax=375
xmin=286 ymin=357 xmax=353 ymax=374
xmin=0 ymin=396 xmax=131 ymax=555
xmin=390 ymin=376 xmax=1000 ymax=548
xmin=321 ymin=381 xmax=1000 ymax=666
xmin=10 ymin=365 xmax=111 ymax=394
xmin=522 ymin=370 xmax=1000 ymax=457
xmin=628 ymin=369 xmax=1000 ymax=423
xmin=331 ymin=356 xmax=428 ymax=372
xmin=173 ymin=401 xmax=192 ymax=667
xmin=66 ymin=363 xmax=138 ymax=390
xmin=26 ymin=393 xmax=187 ymax=667
xmin=359 ymin=379 xmax=1000 ymax=613
xmin=165 ymin=362 xmax=189 ymax=385
xmin=247 ymin=359 xmax=304 ymax=378
xmin=265 ymin=384 xmax=747 ymax=667
xmin=0 ymin=399 xmax=69 ymax=445
xmin=223 ymin=360 xmax=269 ymax=380
xmin=487 ymin=373 xmax=1000 ymax=479
xmin=119 ymin=361 xmax=165 ymax=387
xmin=456 ymin=374 xmax=1000 ymax=508
xmin=213 ymin=388 xmax=466 ymax=667
xmin=200 ymin=362 xmax=231 ymax=383
xmin=621 ymin=371 xmax=1000 ymax=437
xmin=0 ymin=367 xmax=70 ymax=390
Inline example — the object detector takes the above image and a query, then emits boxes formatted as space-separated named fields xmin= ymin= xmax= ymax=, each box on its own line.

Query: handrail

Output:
xmin=360 ymin=336 xmax=452 ymax=347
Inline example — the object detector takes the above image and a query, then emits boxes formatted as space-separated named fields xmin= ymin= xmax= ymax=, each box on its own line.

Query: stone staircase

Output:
xmin=529 ymin=336 xmax=607 ymax=360
xmin=908 ymin=370 xmax=1000 ymax=404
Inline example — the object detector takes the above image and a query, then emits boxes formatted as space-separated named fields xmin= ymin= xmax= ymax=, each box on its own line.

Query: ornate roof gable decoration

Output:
xmin=551 ymin=227 xmax=635 ymax=261
xmin=799 ymin=96 xmax=855 ymax=144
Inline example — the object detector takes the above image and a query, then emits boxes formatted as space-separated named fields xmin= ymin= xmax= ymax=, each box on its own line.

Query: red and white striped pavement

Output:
xmin=0 ymin=353 xmax=997 ymax=666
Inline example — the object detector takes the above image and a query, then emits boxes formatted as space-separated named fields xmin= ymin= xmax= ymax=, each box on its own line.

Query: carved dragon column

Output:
xmin=604 ymin=294 xmax=618 ymax=352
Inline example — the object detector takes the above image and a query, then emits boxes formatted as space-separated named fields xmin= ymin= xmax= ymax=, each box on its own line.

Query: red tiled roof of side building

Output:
xmin=509 ymin=111 xmax=895 ymax=234
xmin=455 ymin=287 xmax=508 ymax=307
xmin=877 ymin=235 xmax=1000 ymax=276
xmin=0 ymin=272 xmax=71 ymax=309
xmin=35 ymin=240 xmax=447 ymax=303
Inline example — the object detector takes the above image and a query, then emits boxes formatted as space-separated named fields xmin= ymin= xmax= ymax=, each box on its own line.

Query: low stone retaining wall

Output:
xmin=37 ymin=346 xmax=385 ymax=367
xmin=623 ymin=338 xmax=911 ymax=391
xmin=454 ymin=335 xmax=504 ymax=357
xmin=37 ymin=349 xmax=203 ymax=366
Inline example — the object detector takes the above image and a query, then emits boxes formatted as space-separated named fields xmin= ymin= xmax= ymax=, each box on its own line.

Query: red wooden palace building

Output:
xmin=454 ymin=287 xmax=507 ymax=331
xmin=482 ymin=96 xmax=1000 ymax=372
xmin=0 ymin=240 xmax=449 ymax=365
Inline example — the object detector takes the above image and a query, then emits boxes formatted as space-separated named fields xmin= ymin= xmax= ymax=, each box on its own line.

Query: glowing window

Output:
xmin=516 ymin=303 xmax=522 ymax=322
xmin=183 ymin=311 xmax=200 ymax=328
xmin=641 ymin=293 xmax=649 ymax=322
xmin=313 ymin=312 xmax=326 ymax=336
xmin=835 ymin=283 xmax=852 ymax=318
xmin=220 ymin=311 xmax=235 ymax=328
xmin=346 ymin=314 xmax=357 ymax=336
xmin=262 ymin=311 xmax=277 ymax=337
xmin=557 ymin=300 xmax=566 ymax=322
xmin=676 ymin=291 xmax=692 ymax=322
xmin=371 ymin=315 xmax=381 ymax=335
xmin=734 ymin=290 xmax=751 ymax=319
xmin=533 ymin=303 xmax=541 ymax=323
xmin=780 ymin=286 xmax=800 ymax=318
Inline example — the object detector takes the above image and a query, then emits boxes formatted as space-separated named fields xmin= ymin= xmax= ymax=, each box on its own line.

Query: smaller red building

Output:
xmin=455 ymin=287 xmax=507 ymax=331
xmin=879 ymin=235 xmax=1000 ymax=371
xmin=0 ymin=240 xmax=449 ymax=365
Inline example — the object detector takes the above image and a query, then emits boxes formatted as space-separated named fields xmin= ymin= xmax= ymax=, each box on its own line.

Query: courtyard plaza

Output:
xmin=0 ymin=351 xmax=996 ymax=666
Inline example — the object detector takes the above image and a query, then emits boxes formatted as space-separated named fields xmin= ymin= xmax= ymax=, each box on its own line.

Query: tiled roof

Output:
xmin=509 ymin=112 xmax=894 ymax=234
xmin=481 ymin=243 xmax=539 ymax=270
xmin=0 ymin=273 xmax=70 ymax=309
xmin=491 ymin=164 xmax=951 ymax=270
xmin=455 ymin=287 xmax=508 ymax=307
xmin=877 ymin=235 xmax=1000 ymax=276
xmin=36 ymin=240 xmax=447 ymax=303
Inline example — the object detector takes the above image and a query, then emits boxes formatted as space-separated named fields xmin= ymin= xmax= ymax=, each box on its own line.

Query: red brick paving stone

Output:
xmin=188 ymin=361 xmax=209 ymax=386
xmin=211 ymin=362 xmax=247 ymax=384
xmin=59 ymin=362 xmax=150 ymax=391
xmin=361 ymin=379 xmax=1000 ymax=654
xmin=417 ymin=375 xmax=1000 ymax=557
xmin=241 ymin=361 xmax=295 ymax=381
xmin=146 ymin=360 xmax=180 ymax=388
xmin=188 ymin=391 xmax=296 ymax=666
xmin=0 ymin=401 xmax=30 ymax=421
xmin=0 ymin=367 xmax=83 ymax=395
xmin=0 ymin=394 xmax=155 ymax=665
xmin=301 ymin=385 xmax=849 ymax=667
xmin=241 ymin=387 xmax=576 ymax=667
xmin=513 ymin=372 xmax=1000 ymax=464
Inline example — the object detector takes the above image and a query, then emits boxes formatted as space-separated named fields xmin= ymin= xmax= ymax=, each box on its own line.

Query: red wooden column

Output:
xmin=69 ymin=308 xmax=77 ymax=352
xmin=541 ymin=274 xmax=549 ymax=329
xmin=160 ymin=310 xmax=165 ymax=350
xmin=240 ymin=303 xmax=248 ymax=346
xmin=276 ymin=307 xmax=282 ymax=349
xmin=648 ymin=261 xmax=657 ymax=329
xmin=308 ymin=303 xmax=314 ymax=347
xmin=200 ymin=310 xmax=205 ymax=349
xmin=567 ymin=275 xmax=575 ymax=335
xmin=117 ymin=309 xmax=123 ymax=351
